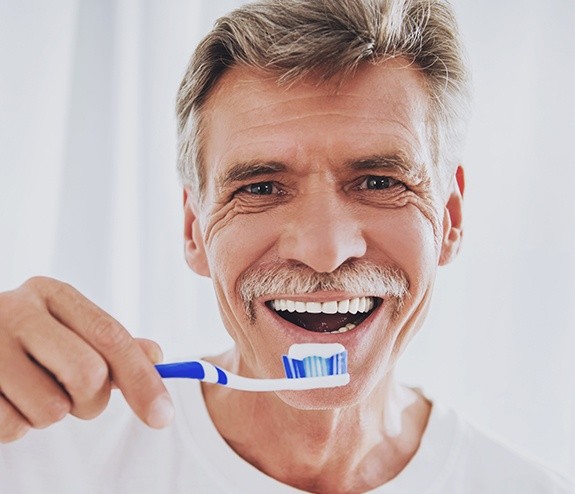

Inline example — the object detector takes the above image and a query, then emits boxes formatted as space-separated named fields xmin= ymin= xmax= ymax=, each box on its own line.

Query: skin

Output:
xmin=183 ymin=59 xmax=464 ymax=493
xmin=0 ymin=57 xmax=463 ymax=493
xmin=0 ymin=279 xmax=174 ymax=442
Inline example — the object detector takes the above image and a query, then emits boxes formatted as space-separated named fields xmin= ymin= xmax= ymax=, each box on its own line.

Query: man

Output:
xmin=0 ymin=0 xmax=573 ymax=492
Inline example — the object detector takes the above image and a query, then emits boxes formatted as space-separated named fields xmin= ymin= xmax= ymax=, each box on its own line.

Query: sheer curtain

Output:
xmin=1 ymin=0 xmax=573 ymax=478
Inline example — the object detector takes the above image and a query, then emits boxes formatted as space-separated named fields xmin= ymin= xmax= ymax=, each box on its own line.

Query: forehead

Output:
xmin=201 ymin=59 xmax=432 ymax=183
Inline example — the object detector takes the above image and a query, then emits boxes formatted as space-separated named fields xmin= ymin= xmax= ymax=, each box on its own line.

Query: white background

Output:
xmin=0 ymin=0 xmax=574 ymax=478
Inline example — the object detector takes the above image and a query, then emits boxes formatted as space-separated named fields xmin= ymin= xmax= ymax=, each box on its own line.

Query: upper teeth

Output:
xmin=270 ymin=297 xmax=374 ymax=314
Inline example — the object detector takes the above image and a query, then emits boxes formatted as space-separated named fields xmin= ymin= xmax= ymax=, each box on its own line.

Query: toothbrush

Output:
xmin=155 ymin=343 xmax=349 ymax=392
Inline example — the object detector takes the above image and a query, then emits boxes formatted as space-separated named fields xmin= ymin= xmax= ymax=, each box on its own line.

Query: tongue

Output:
xmin=277 ymin=311 xmax=364 ymax=332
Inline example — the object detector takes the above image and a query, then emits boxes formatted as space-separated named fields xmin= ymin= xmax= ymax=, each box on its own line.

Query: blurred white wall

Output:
xmin=0 ymin=0 xmax=573 ymax=478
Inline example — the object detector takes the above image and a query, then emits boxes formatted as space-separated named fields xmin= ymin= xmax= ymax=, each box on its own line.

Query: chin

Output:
xmin=275 ymin=370 xmax=382 ymax=411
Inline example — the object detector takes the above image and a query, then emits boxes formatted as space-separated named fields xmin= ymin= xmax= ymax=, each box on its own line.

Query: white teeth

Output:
xmin=270 ymin=297 xmax=376 ymax=315
xmin=329 ymin=323 xmax=356 ymax=334
xmin=337 ymin=299 xmax=350 ymax=313
xmin=322 ymin=301 xmax=338 ymax=314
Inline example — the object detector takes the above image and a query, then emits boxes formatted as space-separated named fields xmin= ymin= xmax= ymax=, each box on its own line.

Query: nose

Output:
xmin=277 ymin=192 xmax=367 ymax=273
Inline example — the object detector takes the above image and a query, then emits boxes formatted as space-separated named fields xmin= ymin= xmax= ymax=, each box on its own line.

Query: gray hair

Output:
xmin=176 ymin=0 xmax=471 ymax=201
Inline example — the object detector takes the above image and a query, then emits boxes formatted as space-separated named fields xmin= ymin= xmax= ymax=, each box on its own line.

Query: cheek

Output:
xmin=358 ymin=207 xmax=439 ymax=379
xmin=204 ymin=205 xmax=281 ymax=296
xmin=366 ymin=205 xmax=439 ymax=290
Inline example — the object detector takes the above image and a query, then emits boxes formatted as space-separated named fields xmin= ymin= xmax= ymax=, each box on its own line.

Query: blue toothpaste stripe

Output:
xmin=282 ymin=351 xmax=346 ymax=379
xmin=282 ymin=356 xmax=294 ymax=378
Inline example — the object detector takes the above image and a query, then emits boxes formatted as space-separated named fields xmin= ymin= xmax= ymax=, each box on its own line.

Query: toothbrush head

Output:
xmin=282 ymin=343 xmax=348 ymax=383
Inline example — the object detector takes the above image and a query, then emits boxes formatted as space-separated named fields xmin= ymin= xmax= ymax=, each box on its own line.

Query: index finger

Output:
xmin=41 ymin=281 xmax=174 ymax=429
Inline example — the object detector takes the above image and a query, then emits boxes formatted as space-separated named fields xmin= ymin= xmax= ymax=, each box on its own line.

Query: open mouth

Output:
xmin=266 ymin=297 xmax=382 ymax=334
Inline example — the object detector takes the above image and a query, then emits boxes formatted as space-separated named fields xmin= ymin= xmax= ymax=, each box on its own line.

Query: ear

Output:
xmin=438 ymin=166 xmax=465 ymax=266
xmin=183 ymin=188 xmax=211 ymax=277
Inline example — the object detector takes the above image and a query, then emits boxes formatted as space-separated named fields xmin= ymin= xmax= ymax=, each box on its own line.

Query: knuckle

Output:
xmin=71 ymin=391 xmax=111 ymax=421
xmin=33 ymin=396 xmax=71 ymax=429
xmin=0 ymin=422 xmax=30 ymax=444
xmin=0 ymin=279 xmax=59 ymax=337
xmin=0 ymin=291 xmax=21 ymax=322
xmin=22 ymin=276 xmax=53 ymax=293
xmin=0 ymin=406 xmax=30 ymax=444
xmin=0 ymin=296 xmax=34 ymax=342
xmin=43 ymin=278 xmax=74 ymax=302
xmin=89 ymin=317 xmax=129 ymax=354
xmin=64 ymin=356 xmax=109 ymax=397
xmin=0 ymin=278 xmax=56 ymax=332
xmin=22 ymin=276 xmax=75 ymax=305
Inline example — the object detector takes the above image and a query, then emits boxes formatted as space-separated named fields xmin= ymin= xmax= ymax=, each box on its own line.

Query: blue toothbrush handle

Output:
xmin=155 ymin=361 xmax=229 ymax=385
xmin=155 ymin=361 xmax=205 ymax=379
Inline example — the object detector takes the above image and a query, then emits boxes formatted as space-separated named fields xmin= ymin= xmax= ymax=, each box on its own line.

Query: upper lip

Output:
xmin=262 ymin=293 xmax=381 ymax=304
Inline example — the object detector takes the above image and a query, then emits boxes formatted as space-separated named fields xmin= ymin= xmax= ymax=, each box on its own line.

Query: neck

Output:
xmin=202 ymin=350 xmax=431 ymax=494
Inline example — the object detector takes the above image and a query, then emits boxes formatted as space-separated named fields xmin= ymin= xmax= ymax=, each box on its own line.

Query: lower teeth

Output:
xmin=329 ymin=323 xmax=356 ymax=334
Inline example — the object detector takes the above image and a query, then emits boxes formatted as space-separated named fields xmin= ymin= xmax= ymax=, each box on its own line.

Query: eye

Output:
xmin=240 ymin=181 xmax=280 ymax=195
xmin=358 ymin=175 xmax=398 ymax=190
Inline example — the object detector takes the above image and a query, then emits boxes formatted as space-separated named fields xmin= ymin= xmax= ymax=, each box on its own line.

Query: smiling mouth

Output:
xmin=265 ymin=297 xmax=382 ymax=334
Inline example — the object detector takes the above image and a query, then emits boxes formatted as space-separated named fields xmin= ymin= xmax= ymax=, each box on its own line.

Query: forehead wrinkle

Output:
xmin=231 ymin=111 xmax=385 ymax=134
xmin=236 ymin=92 xmax=405 ymax=112
xmin=227 ymin=112 xmax=428 ymax=155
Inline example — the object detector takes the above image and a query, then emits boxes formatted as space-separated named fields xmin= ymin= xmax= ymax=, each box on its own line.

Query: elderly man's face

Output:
xmin=184 ymin=59 xmax=463 ymax=408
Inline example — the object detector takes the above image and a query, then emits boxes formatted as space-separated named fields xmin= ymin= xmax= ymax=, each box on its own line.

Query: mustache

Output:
xmin=238 ymin=259 xmax=409 ymax=320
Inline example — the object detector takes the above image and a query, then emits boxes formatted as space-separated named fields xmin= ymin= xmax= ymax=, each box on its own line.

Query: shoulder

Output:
xmin=428 ymin=403 xmax=575 ymax=493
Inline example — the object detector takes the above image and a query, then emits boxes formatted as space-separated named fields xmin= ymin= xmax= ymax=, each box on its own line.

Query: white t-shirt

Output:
xmin=0 ymin=379 xmax=573 ymax=493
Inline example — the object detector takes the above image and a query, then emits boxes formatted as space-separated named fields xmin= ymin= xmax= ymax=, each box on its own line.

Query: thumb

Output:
xmin=111 ymin=338 xmax=164 ymax=390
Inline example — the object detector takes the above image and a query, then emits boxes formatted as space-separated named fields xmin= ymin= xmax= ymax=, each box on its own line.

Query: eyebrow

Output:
xmin=347 ymin=154 xmax=429 ymax=182
xmin=217 ymin=161 xmax=287 ymax=189
xmin=217 ymin=153 xmax=429 ymax=189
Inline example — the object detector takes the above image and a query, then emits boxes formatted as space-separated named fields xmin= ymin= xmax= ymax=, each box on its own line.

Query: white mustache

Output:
xmin=238 ymin=259 xmax=409 ymax=320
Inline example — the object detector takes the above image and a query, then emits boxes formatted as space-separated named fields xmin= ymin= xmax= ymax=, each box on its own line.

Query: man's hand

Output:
xmin=0 ymin=277 xmax=174 ymax=443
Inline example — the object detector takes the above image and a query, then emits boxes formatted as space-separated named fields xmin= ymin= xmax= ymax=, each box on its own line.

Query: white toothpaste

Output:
xmin=288 ymin=343 xmax=346 ymax=360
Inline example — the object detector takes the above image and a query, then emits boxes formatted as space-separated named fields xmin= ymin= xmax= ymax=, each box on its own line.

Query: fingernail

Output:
xmin=147 ymin=395 xmax=174 ymax=429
